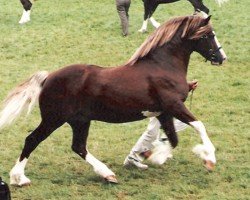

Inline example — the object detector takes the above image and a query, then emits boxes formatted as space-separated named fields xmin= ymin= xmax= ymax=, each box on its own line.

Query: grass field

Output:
xmin=0 ymin=0 xmax=249 ymax=199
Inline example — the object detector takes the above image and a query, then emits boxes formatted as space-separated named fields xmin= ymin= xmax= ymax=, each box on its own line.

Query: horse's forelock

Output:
xmin=189 ymin=24 xmax=213 ymax=39
xmin=182 ymin=17 xmax=213 ymax=39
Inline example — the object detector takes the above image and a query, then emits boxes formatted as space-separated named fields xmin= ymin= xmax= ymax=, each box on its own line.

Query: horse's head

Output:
xmin=126 ymin=14 xmax=227 ymax=66
xmin=192 ymin=15 xmax=227 ymax=65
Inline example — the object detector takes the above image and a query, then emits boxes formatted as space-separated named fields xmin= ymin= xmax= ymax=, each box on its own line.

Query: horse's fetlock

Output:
xmin=168 ymin=133 xmax=178 ymax=148
xmin=72 ymin=146 xmax=87 ymax=158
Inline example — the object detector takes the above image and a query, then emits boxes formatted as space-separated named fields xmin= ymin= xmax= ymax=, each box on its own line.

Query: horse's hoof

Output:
xmin=19 ymin=19 xmax=30 ymax=24
xmin=10 ymin=174 xmax=31 ymax=187
xmin=204 ymin=160 xmax=215 ymax=171
xmin=105 ymin=175 xmax=118 ymax=184
xmin=138 ymin=29 xmax=146 ymax=33
xmin=18 ymin=181 xmax=31 ymax=187
xmin=11 ymin=181 xmax=31 ymax=187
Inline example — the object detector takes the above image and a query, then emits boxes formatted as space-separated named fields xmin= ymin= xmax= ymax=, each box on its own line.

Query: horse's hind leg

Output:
xmin=139 ymin=1 xmax=160 ymax=32
xmin=148 ymin=4 xmax=160 ymax=28
xmin=68 ymin=119 xmax=117 ymax=183
xmin=10 ymin=120 xmax=62 ymax=186
xmin=188 ymin=0 xmax=209 ymax=14
xmin=19 ymin=0 xmax=32 ymax=24
xmin=138 ymin=0 xmax=152 ymax=33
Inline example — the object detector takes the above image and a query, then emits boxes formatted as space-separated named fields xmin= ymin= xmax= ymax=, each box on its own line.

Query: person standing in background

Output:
xmin=116 ymin=0 xmax=131 ymax=36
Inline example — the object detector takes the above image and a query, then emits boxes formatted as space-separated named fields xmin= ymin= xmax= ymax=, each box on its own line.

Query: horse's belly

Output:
xmin=91 ymin=110 xmax=147 ymax=123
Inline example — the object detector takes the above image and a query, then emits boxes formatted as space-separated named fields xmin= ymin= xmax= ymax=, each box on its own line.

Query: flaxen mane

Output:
xmin=126 ymin=15 xmax=212 ymax=66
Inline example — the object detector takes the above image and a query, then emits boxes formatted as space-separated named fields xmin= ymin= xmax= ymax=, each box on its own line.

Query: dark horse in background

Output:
xmin=0 ymin=15 xmax=226 ymax=186
xmin=139 ymin=0 xmax=229 ymax=32
xmin=18 ymin=0 xmax=228 ymax=25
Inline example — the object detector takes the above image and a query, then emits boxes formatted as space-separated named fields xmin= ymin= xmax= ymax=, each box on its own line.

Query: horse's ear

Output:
xmin=203 ymin=15 xmax=212 ymax=25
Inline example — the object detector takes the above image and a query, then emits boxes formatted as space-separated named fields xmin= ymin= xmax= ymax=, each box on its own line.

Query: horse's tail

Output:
xmin=0 ymin=71 xmax=49 ymax=129
xmin=214 ymin=0 xmax=229 ymax=6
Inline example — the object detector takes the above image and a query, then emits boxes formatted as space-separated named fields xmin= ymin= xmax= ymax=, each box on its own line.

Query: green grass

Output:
xmin=0 ymin=0 xmax=249 ymax=199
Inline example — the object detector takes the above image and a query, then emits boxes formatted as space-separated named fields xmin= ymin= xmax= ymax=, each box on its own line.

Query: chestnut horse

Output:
xmin=0 ymin=15 xmax=226 ymax=185
xmin=139 ymin=0 xmax=229 ymax=32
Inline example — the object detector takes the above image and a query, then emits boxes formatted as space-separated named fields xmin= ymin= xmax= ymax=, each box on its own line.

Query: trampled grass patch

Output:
xmin=0 ymin=0 xmax=249 ymax=199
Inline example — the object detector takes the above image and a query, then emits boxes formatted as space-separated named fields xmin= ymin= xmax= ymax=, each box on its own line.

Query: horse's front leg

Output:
xmin=69 ymin=120 xmax=117 ymax=184
xmin=164 ymin=101 xmax=216 ymax=171
xmin=148 ymin=3 xmax=160 ymax=29
xmin=190 ymin=121 xmax=216 ymax=170
xmin=157 ymin=114 xmax=178 ymax=148
xmin=19 ymin=0 xmax=32 ymax=24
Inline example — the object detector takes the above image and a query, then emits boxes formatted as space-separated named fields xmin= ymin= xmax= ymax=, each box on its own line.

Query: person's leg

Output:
xmin=124 ymin=117 xmax=187 ymax=168
xmin=124 ymin=117 xmax=161 ymax=169
xmin=116 ymin=0 xmax=129 ymax=36
xmin=124 ymin=0 xmax=131 ymax=34
xmin=125 ymin=0 xmax=131 ymax=18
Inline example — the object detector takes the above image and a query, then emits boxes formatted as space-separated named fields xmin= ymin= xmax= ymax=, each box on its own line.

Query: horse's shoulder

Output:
xmin=148 ymin=75 xmax=189 ymax=99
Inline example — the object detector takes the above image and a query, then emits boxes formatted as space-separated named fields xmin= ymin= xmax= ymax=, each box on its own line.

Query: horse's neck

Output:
xmin=148 ymin=41 xmax=193 ymax=74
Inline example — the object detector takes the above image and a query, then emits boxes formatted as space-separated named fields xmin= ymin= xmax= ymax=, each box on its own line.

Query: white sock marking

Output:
xmin=189 ymin=121 xmax=216 ymax=163
xmin=139 ymin=19 xmax=148 ymax=33
xmin=85 ymin=152 xmax=115 ymax=178
xmin=19 ymin=10 xmax=31 ymax=24
xmin=10 ymin=158 xmax=31 ymax=186
xmin=149 ymin=17 xmax=160 ymax=28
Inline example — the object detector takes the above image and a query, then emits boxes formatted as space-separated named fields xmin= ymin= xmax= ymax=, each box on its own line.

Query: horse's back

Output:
xmin=46 ymin=63 xmax=102 ymax=84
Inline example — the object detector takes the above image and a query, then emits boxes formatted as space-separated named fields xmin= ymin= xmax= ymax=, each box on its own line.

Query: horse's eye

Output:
xmin=201 ymin=35 xmax=208 ymax=39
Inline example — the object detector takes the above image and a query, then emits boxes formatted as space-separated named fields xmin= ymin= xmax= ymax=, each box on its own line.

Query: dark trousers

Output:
xmin=116 ymin=0 xmax=131 ymax=36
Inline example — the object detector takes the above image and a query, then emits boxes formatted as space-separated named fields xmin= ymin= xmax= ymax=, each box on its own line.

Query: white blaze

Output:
xmin=213 ymin=31 xmax=227 ymax=60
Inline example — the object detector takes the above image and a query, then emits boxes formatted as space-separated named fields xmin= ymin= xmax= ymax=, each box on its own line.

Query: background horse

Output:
xmin=0 ymin=15 xmax=226 ymax=186
xmin=139 ymin=0 xmax=229 ymax=32
xmin=18 ymin=0 xmax=228 ymax=25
